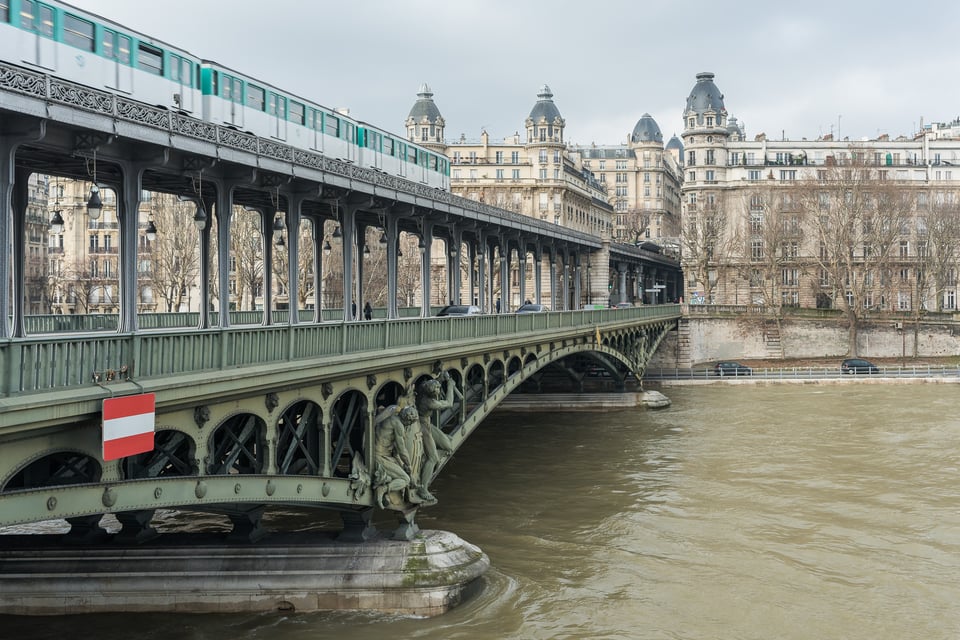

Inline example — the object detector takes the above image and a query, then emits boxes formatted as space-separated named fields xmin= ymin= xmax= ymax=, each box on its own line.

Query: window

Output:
xmin=899 ymin=241 xmax=909 ymax=258
xmin=687 ymin=151 xmax=696 ymax=166
xmin=539 ymin=150 xmax=548 ymax=163
xmin=222 ymin=74 xmax=242 ymax=103
xmin=63 ymin=14 xmax=94 ymax=51
xmin=748 ymin=170 xmax=761 ymax=181
xmin=780 ymin=170 xmax=796 ymax=181
xmin=495 ymin=169 xmax=504 ymax=181
xmin=706 ymin=149 xmax=715 ymax=165
xmin=102 ymin=30 xmax=131 ymax=64
xmin=511 ymin=151 xmax=519 ymax=164
xmin=751 ymin=240 xmax=764 ymax=261
xmin=383 ymin=137 xmax=394 ymax=156
xmin=512 ymin=169 xmax=520 ymax=181
xmin=247 ymin=84 xmax=265 ymax=110
xmin=169 ymin=56 xmax=192 ymax=86
xmin=495 ymin=151 xmax=503 ymax=164
xmin=268 ymin=93 xmax=285 ymax=117
xmin=0 ymin=1 xmax=8 ymax=22
xmin=688 ymin=171 xmax=696 ymax=181
xmin=289 ymin=101 xmax=305 ymax=125
xmin=705 ymin=170 xmax=715 ymax=182
xmin=539 ymin=168 xmax=547 ymax=180
xmin=137 ymin=43 xmax=163 ymax=76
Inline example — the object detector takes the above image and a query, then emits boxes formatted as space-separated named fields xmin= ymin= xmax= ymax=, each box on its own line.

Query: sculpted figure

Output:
xmin=414 ymin=372 xmax=457 ymax=502
xmin=372 ymin=405 xmax=420 ymax=508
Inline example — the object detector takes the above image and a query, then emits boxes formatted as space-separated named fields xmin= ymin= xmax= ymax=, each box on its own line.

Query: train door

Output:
xmin=269 ymin=93 xmax=287 ymax=141
xmin=222 ymin=74 xmax=243 ymax=127
xmin=19 ymin=0 xmax=56 ymax=70
xmin=170 ymin=55 xmax=194 ymax=113
xmin=102 ymin=29 xmax=133 ymax=93
xmin=342 ymin=120 xmax=356 ymax=163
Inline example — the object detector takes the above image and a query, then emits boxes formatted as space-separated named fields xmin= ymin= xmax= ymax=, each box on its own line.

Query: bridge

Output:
xmin=0 ymin=54 xmax=681 ymax=614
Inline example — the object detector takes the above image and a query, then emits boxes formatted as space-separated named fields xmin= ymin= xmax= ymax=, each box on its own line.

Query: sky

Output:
xmin=66 ymin=0 xmax=960 ymax=146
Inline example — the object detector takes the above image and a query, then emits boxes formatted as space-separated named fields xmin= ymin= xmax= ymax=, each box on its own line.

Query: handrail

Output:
xmin=0 ymin=305 xmax=681 ymax=396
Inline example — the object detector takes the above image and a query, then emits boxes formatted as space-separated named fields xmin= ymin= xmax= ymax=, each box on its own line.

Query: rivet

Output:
xmin=46 ymin=496 xmax=57 ymax=511
xmin=154 ymin=487 xmax=162 ymax=499
xmin=102 ymin=487 xmax=117 ymax=508
xmin=321 ymin=483 xmax=330 ymax=497
xmin=195 ymin=481 xmax=207 ymax=499
xmin=265 ymin=480 xmax=276 ymax=496
xmin=234 ymin=483 xmax=242 ymax=494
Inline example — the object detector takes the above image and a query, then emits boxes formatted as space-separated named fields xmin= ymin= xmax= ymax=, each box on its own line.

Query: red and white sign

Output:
xmin=102 ymin=393 xmax=156 ymax=461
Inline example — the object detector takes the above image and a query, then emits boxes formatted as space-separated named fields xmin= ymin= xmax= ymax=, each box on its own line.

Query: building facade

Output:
xmin=679 ymin=72 xmax=960 ymax=313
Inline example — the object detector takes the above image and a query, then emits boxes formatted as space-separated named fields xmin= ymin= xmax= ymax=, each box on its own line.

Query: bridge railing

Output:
xmin=1 ymin=305 xmax=680 ymax=396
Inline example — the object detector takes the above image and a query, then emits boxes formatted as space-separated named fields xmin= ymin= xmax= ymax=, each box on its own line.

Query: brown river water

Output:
xmin=4 ymin=382 xmax=960 ymax=639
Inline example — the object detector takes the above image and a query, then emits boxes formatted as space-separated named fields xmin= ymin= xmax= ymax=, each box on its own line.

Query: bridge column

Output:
xmin=518 ymin=253 xmax=527 ymax=305
xmin=419 ymin=220 xmax=434 ymax=317
xmin=448 ymin=230 xmax=462 ymax=305
xmin=213 ymin=180 xmax=235 ymax=327
xmin=386 ymin=213 xmax=399 ymax=319
xmin=476 ymin=239 xmax=487 ymax=311
xmin=356 ymin=220 xmax=367 ymax=319
xmin=562 ymin=256 xmax=571 ymax=311
xmin=282 ymin=191 xmax=304 ymax=325
xmin=498 ymin=242 xmax=509 ymax=313
xmin=260 ymin=205 xmax=278 ymax=325
xmin=116 ymin=163 xmax=147 ymax=333
xmin=533 ymin=246 xmax=543 ymax=304
xmin=617 ymin=262 xmax=627 ymax=302
xmin=574 ymin=256 xmax=582 ymax=310
xmin=8 ymin=167 xmax=29 ymax=338
xmin=196 ymin=191 xmax=215 ymax=328
xmin=549 ymin=254 xmax=557 ymax=311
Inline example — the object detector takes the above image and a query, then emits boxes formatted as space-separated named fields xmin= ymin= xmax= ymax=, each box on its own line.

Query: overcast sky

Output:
xmin=67 ymin=0 xmax=960 ymax=146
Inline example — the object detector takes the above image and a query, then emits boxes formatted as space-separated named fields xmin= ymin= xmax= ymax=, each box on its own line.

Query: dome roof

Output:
xmin=631 ymin=113 xmax=663 ymax=143
xmin=666 ymin=134 xmax=684 ymax=152
xmin=528 ymin=85 xmax=562 ymax=123
xmin=685 ymin=72 xmax=726 ymax=118
xmin=407 ymin=83 xmax=442 ymax=123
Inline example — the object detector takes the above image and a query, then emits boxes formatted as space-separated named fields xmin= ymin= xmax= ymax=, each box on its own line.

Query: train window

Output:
xmin=268 ymin=94 xmax=286 ymax=117
xmin=418 ymin=150 xmax=427 ymax=167
xmin=307 ymin=109 xmax=319 ymax=130
xmin=0 ymin=1 xmax=8 ymax=23
xmin=169 ymin=56 xmax=192 ymax=86
xmin=343 ymin=121 xmax=354 ymax=142
xmin=430 ymin=155 xmax=438 ymax=171
xmin=407 ymin=146 xmax=417 ymax=164
xmin=137 ymin=43 xmax=163 ymax=75
xmin=324 ymin=114 xmax=339 ymax=137
xmin=63 ymin=14 xmax=94 ymax=51
xmin=383 ymin=137 xmax=394 ymax=156
xmin=21 ymin=1 xmax=53 ymax=36
xmin=222 ymin=75 xmax=241 ymax=103
xmin=246 ymin=84 xmax=265 ymax=110
xmin=289 ymin=101 xmax=305 ymax=125
xmin=100 ymin=29 xmax=130 ymax=64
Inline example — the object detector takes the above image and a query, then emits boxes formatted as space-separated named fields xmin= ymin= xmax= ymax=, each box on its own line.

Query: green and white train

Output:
xmin=0 ymin=0 xmax=450 ymax=188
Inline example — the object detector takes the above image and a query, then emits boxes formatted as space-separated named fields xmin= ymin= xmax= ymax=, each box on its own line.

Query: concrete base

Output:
xmin=496 ymin=392 xmax=645 ymax=411
xmin=0 ymin=529 xmax=489 ymax=617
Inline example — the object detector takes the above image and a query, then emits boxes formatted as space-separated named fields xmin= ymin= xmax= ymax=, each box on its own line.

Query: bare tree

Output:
xmin=737 ymin=183 xmax=805 ymax=315
xmin=231 ymin=209 xmax=263 ymax=311
xmin=792 ymin=151 xmax=914 ymax=354
xmin=620 ymin=209 xmax=651 ymax=245
xmin=147 ymin=194 xmax=201 ymax=313
xmin=918 ymin=189 xmax=960 ymax=312
xmin=681 ymin=191 xmax=736 ymax=303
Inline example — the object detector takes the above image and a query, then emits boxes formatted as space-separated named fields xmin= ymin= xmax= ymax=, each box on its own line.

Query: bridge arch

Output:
xmin=2 ymin=449 xmax=102 ymax=492
xmin=207 ymin=413 xmax=268 ymax=475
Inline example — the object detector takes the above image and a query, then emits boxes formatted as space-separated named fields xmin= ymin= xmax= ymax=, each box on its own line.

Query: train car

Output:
xmin=0 ymin=2 xmax=449 ymax=190
xmin=199 ymin=60 xmax=358 ymax=162
xmin=0 ymin=0 xmax=201 ymax=113
xmin=357 ymin=121 xmax=450 ymax=190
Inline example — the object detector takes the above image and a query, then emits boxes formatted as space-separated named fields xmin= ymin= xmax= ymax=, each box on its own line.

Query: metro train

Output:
xmin=0 ymin=0 xmax=450 ymax=188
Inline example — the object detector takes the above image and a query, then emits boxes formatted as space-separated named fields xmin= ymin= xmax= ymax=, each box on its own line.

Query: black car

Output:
xmin=435 ymin=304 xmax=482 ymax=317
xmin=714 ymin=361 xmax=752 ymax=377
xmin=841 ymin=358 xmax=879 ymax=374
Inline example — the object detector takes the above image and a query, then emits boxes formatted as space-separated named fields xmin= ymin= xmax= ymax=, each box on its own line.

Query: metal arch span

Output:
xmin=0 ymin=312 xmax=677 ymax=537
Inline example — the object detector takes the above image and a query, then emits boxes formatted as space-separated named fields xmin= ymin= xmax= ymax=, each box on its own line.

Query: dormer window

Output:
xmin=706 ymin=116 xmax=714 ymax=127
xmin=688 ymin=117 xmax=695 ymax=128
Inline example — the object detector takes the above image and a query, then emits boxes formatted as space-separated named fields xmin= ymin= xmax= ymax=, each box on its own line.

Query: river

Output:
xmin=4 ymin=383 xmax=960 ymax=639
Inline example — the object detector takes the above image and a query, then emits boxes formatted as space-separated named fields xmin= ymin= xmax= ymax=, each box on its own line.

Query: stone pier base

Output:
xmin=0 ymin=529 xmax=489 ymax=617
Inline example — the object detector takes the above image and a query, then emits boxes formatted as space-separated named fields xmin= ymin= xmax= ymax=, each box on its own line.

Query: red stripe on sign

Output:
xmin=103 ymin=393 xmax=155 ymax=420
xmin=103 ymin=431 xmax=155 ymax=461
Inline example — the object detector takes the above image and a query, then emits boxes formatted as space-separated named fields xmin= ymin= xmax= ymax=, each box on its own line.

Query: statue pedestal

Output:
xmin=0 ymin=529 xmax=489 ymax=617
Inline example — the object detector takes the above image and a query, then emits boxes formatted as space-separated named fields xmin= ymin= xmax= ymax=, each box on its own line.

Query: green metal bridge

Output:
xmin=0 ymin=305 xmax=679 ymax=540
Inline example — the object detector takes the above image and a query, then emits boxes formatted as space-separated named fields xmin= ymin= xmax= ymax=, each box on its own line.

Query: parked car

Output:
xmin=615 ymin=301 xmax=632 ymax=308
xmin=436 ymin=304 xmax=482 ymax=317
xmin=516 ymin=303 xmax=549 ymax=313
xmin=841 ymin=358 xmax=879 ymax=374
xmin=714 ymin=361 xmax=752 ymax=377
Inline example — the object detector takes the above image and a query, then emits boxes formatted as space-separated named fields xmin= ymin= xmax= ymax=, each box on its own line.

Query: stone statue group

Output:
xmin=372 ymin=372 xmax=457 ymax=510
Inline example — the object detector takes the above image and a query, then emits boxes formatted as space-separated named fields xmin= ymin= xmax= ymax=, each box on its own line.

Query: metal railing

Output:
xmin=645 ymin=364 xmax=960 ymax=381
xmin=0 ymin=305 xmax=681 ymax=396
